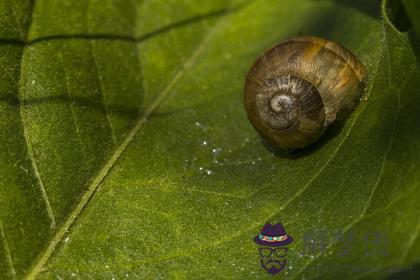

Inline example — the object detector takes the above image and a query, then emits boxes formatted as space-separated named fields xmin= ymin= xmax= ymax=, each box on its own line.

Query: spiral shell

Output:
xmin=244 ymin=36 xmax=367 ymax=150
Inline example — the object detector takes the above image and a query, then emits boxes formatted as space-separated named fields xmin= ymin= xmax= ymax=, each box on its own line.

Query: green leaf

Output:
xmin=0 ymin=0 xmax=419 ymax=279
xmin=402 ymin=0 xmax=420 ymax=35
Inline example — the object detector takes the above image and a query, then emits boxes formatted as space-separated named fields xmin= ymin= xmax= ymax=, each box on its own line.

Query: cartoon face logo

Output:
xmin=254 ymin=223 xmax=293 ymax=275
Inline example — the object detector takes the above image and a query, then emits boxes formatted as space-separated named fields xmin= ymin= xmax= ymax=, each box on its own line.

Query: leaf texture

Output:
xmin=0 ymin=0 xmax=419 ymax=279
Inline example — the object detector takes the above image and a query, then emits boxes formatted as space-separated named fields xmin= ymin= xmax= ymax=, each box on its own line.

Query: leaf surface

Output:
xmin=0 ymin=0 xmax=419 ymax=279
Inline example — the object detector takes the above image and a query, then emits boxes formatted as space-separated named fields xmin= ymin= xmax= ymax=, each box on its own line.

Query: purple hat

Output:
xmin=254 ymin=223 xmax=293 ymax=247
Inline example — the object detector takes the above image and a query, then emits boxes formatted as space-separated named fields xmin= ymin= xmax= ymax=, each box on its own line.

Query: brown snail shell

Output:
xmin=244 ymin=36 xmax=367 ymax=150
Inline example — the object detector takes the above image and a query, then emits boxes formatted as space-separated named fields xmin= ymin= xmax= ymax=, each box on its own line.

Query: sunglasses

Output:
xmin=259 ymin=247 xmax=288 ymax=258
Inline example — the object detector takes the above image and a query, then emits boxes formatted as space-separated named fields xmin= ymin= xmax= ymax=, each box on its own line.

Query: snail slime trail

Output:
xmin=244 ymin=36 xmax=367 ymax=150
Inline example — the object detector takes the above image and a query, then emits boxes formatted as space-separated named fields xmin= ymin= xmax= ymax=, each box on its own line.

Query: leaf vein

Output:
xmin=291 ymin=36 xmax=414 ymax=280
xmin=87 ymin=0 xmax=118 ymax=145
xmin=90 ymin=41 xmax=118 ymax=145
xmin=17 ymin=0 xmax=56 ymax=230
xmin=23 ymin=4 xmax=233 ymax=279
xmin=59 ymin=52 xmax=88 ymax=160
xmin=0 ymin=219 xmax=16 ymax=279
xmin=123 ymin=23 xmax=387 ymax=269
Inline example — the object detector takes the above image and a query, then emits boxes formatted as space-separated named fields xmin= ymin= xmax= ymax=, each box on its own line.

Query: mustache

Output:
xmin=260 ymin=259 xmax=286 ymax=274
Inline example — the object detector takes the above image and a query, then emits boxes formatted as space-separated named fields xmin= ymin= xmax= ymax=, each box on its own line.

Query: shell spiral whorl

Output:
xmin=244 ymin=36 xmax=367 ymax=150
xmin=255 ymin=75 xmax=325 ymax=131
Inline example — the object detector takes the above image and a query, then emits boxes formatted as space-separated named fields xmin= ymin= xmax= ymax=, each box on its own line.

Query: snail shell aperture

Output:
xmin=244 ymin=36 xmax=367 ymax=150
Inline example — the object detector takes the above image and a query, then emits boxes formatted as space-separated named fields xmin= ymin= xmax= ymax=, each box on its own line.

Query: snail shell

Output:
xmin=244 ymin=36 xmax=367 ymax=150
